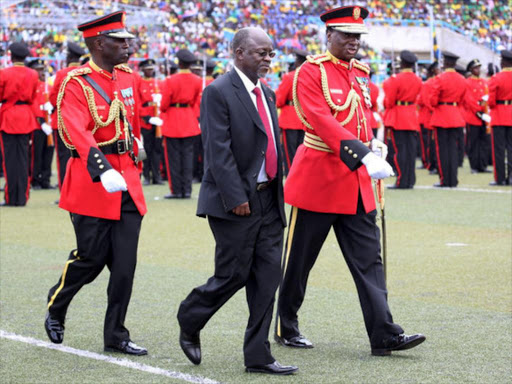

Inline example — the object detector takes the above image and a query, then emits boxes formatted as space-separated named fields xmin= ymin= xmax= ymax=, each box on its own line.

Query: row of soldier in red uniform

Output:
xmin=372 ymin=49 xmax=512 ymax=189
xmin=0 ymin=41 xmax=217 ymax=206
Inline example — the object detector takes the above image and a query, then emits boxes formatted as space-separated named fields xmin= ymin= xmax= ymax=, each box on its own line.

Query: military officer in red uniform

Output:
xmin=464 ymin=59 xmax=492 ymax=174
xmin=160 ymin=49 xmax=202 ymax=198
xmin=138 ymin=58 xmax=163 ymax=185
xmin=275 ymin=49 xmax=308 ymax=174
xmin=0 ymin=43 xmax=39 ymax=206
xmin=44 ymin=11 xmax=148 ymax=356
xmin=384 ymin=50 xmax=422 ymax=189
xmin=488 ymin=50 xmax=512 ymax=186
xmin=50 ymin=42 xmax=87 ymax=190
xmin=28 ymin=58 xmax=55 ymax=190
xmin=429 ymin=51 xmax=467 ymax=187
xmin=417 ymin=62 xmax=440 ymax=173
xmin=274 ymin=6 xmax=425 ymax=356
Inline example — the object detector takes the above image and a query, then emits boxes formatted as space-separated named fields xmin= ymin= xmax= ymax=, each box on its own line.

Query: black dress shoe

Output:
xmin=246 ymin=361 xmax=298 ymax=375
xmin=489 ymin=181 xmax=506 ymax=186
xmin=152 ymin=179 xmax=164 ymax=185
xmin=143 ymin=179 xmax=151 ymax=186
xmin=104 ymin=340 xmax=147 ymax=356
xmin=371 ymin=333 xmax=426 ymax=356
xmin=164 ymin=193 xmax=183 ymax=199
xmin=429 ymin=169 xmax=438 ymax=175
xmin=433 ymin=182 xmax=446 ymax=188
xmin=275 ymin=334 xmax=313 ymax=348
xmin=44 ymin=312 xmax=64 ymax=344
xmin=179 ymin=329 xmax=201 ymax=365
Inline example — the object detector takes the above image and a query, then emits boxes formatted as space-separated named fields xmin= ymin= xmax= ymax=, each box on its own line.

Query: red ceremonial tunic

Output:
xmin=488 ymin=68 xmax=512 ymax=126
xmin=49 ymin=63 xmax=81 ymax=129
xmin=429 ymin=69 xmax=467 ymax=128
xmin=381 ymin=75 xmax=395 ymax=127
xmin=0 ymin=63 xmax=39 ymax=134
xmin=285 ymin=54 xmax=375 ymax=215
xmin=160 ymin=69 xmax=202 ymax=138
xmin=383 ymin=69 xmax=422 ymax=131
xmin=58 ymin=61 xmax=147 ymax=220
xmin=275 ymin=70 xmax=302 ymax=130
xmin=464 ymin=76 xmax=487 ymax=126
xmin=32 ymin=80 xmax=47 ymax=122
xmin=368 ymin=80 xmax=380 ymax=129
xmin=138 ymin=77 xmax=161 ymax=130
xmin=417 ymin=77 xmax=435 ymax=129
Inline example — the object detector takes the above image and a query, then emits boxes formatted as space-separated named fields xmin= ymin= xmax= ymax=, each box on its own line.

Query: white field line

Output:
xmin=0 ymin=330 xmax=221 ymax=384
xmin=412 ymin=185 xmax=511 ymax=194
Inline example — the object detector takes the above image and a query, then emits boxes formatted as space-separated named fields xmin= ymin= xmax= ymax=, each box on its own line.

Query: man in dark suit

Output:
xmin=176 ymin=27 xmax=298 ymax=376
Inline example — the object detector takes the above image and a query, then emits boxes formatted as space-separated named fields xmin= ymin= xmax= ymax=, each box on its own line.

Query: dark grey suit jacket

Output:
xmin=196 ymin=69 xmax=286 ymax=226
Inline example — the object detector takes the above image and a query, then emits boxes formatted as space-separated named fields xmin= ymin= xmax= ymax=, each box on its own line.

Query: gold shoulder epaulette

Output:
xmin=67 ymin=67 xmax=92 ymax=77
xmin=115 ymin=64 xmax=133 ymax=73
xmin=352 ymin=59 xmax=370 ymax=75
xmin=307 ymin=54 xmax=330 ymax=65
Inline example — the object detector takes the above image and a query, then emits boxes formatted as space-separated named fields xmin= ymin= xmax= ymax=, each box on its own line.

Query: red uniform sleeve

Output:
xmin=275 ymin=73 xmax=292 ymax=108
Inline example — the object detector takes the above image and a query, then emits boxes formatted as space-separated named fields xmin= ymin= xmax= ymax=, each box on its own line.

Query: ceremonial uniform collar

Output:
xmin=400 ymin=68 xmax=413 ymax=73
xmin=503 ymin=67 xmax=512 ymax=72
xmin=470 ymin=75 xmax=480 ymax=79
xmin=13 ymin=62 xmax=25 ymax=67
xmin=143 ymin=77 xmax=156 ymax=81
xmin=89 ymin=59 xmax=113 ymax=80
xmin=178 ymin=69 xmax=191 ymax=74
xmin=444 ymin=68 xmax=456 ymax=72
xmin=326 ymin=51 xmax=349 ymax=68
xmin=68 ymin=62 xmax=80 ymax=67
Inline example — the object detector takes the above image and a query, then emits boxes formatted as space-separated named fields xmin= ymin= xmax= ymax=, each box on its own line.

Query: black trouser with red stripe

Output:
xmin=467 ymin=123 xmax=489 ymax=172
xmin=32 ymin=130 xmax=54 ymax=188
xmin=456 ymin=127 xmax=465 ymax=167
xmin=419 ymin=124 xmax=430 ymax=168
xmin=275 ymin=199 xmax=403 ymax=348
xmin=141 ymin=125 xmax=162 ymax=184
xmin=47 ymin=192 xmax=143 ymax=346
xmin=434 ymin=127 xmax=460 ymax=187
xmin=0 ymin=132 xmax=30 ymax=206
xmin=389 ymin=130 xmax=416 ymax=188
xmin=281 ymin=129 xmax=304 ymax=175
xmin=491 ymin=125 xmax=512 ymax=184
xmin=164 ymin=136 xmax=195 ymax=197
xmin=54 ymin=130 xmax=71 ymax=189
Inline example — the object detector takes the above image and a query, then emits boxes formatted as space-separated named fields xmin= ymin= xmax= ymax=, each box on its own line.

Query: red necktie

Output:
xmin=252 ymin=87 xmax=277 ymax=179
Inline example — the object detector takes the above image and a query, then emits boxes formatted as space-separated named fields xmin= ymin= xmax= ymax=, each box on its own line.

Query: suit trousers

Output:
xmin=54 ymin=130 xmax=71 ymax=189
xmin=32 ymin=130 xmax=54 ymax=188
xmin=164 ymin=136 xmax=194 ymax=196
xmin=389 ymin=130 xmax=416 ymax=188
xmin=491 ymin=125 xmax=512 ymax=184
xmin=141 ymin=126 xmax=162 ymax=183
xmin=281 ymin=129 xmax=305 ymax=175
xmin=434 ymin=127 xmax=460 ymax=187
xmin=177 ymin=185 xmax=284 ymax=366
xmin=276 ymin=201 xmax=403 ymax=347
xmin=0 ymin=132 xmax=30 ymax=206
xmin=47 ymin=192 xmax=143 ymax=346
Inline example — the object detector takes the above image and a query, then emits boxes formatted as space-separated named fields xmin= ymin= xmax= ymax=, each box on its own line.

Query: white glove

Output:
xmin=148 ymin=116 xmax=163 ymax=126
xmin=373 ymin=111 xmax=382 ymax=123
xmin=41 ymin=122 xmax=52 ymax=135
xmin=371 ymin=138 xmax=388 ymax=160
xmin=43 ymin=101 xmax=53 ymax=112
xmin=481 ymin=94 xmax=489 ymax=102
xmin=361 ymin=152 xmax=395 ymax=179
xmin=481 ymin=113 xmax=491 ymax=123
xmin=152 ymin=93 xmax=162 ymax=105
xmin=100 ymin=169 xmax=127 ymax=193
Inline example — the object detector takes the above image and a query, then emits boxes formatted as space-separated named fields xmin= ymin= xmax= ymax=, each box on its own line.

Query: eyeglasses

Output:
xmin=247 ymin=49 xmax=276 ymax=59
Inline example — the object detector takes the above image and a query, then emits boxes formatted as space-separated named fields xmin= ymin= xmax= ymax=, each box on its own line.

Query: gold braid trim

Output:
xmin=351 ymin=59 xmax=370 ymax=74
xmin=57 ymin=68 xmax=129 ymax=150
xmin=114 ymin=64 xmax=133 ymax=73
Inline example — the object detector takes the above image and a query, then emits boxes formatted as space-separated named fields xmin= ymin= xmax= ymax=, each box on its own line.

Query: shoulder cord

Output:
xmin=292 ymin=59 xmax=366 ymax=138
xmin=57 ymin=74 xmax=128 ymax=150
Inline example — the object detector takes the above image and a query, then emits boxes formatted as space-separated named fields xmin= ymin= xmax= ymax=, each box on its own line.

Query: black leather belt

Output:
xmin=70 ymin=139 xmax=133 ymax=158
xmin=256 ymin=179 xmax=275 ymax=191
xmin=286 ymin=101 xmax=294 ymax=106
xmin=170 ymin=103 xmax=190 ymax=108
xmin=0 ymin=100 xmax=28 ymax=105
xmin=439 ymin=102 xmax=458 ymax=106
xmin=396 ymin=101 xmax=413 ymax=106
xmin=142 ymin=102 xmax=151 ymax=107
xmin=497 ymin=100 xmax=511 ymax=105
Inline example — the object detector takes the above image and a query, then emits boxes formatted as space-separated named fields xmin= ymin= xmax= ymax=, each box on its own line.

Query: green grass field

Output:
xmin=1 ymin=163 xmax=511 ymax=384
